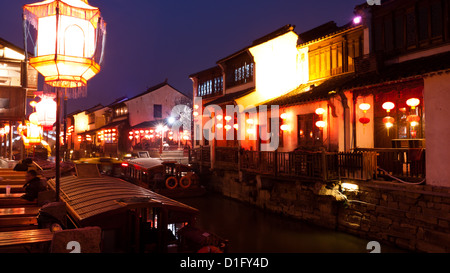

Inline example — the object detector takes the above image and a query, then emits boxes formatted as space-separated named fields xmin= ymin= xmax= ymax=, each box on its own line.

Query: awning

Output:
xmin=204 ymin=88 xmax=255 ymax=106
xmin=262 ymin=74 xmax=354 ymax=107
xmin=131 ymin=120 xmax=167 ymax=130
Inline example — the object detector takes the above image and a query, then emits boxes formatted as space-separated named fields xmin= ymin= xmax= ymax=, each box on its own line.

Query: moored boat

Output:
xmin=45 ymin=166 xmax=225 ymax=253
xmin=122 ymin=157 xmax=206 ymax=199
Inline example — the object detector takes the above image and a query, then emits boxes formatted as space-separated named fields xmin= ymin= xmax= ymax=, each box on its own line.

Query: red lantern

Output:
xmin=406 ymin=115 xmax=420 ymax=123
xmin=383 ymin=116 xmax=395 ymax=126
xmin=359 ymin=117 xmax=370 ymax=125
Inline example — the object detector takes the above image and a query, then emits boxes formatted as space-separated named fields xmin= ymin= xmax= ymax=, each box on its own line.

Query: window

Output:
xmin=88 ymin=113 xmax=95 ymax=125
xmin=395 ymin=12 xmax=404 ymax=50
xmin=198 ymin=76 xmax=223 ymax=97
xmin=154 ymin=104 xmax=162 ymax=118
xmin=373 ymin=87 xmax=424 ymax=148
xmin=431 ymin=1 xmax=443 ymax=38
xmin=114 ymin=106 xmax=128 ymax=118
xmin=384 ymin=15 xmax=394 ymax=52
xmin=234 ymin=62 xmax=254 ymax=84
xmin=406 ymin=11 xmax=417 ymax=47
xmin=297 ymin=114 xmax=323 ymax=148
xmin=418 ymin=5 xmax=429 ymax=41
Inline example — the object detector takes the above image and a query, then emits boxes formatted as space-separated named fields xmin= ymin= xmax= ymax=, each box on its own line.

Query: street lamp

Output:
xmin=23 ymin=0 xmax=106 ymax=201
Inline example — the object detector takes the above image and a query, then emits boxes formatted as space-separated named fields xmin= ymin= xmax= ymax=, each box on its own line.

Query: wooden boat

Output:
xmin=72 ymin=157 xmax=123 ymax=177
xmin=45 ymin=167 xmax=226 ymax=253
xmin=122 ymin=157 xmax=206 ymax=199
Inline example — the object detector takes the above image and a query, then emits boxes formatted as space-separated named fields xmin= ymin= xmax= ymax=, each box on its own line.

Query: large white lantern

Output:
xmin=24 ymin=0 xmax=106 ymax=88
xmin=35 ymin=94 xmax=57 ymax=130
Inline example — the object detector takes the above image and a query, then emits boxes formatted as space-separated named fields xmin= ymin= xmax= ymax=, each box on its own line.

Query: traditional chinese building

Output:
xmin=66 ymin=81 xmax=190 ymax=158
xmin=191 ymin=0 xmax=450 ymax=188
xmin=0 ymin=37 xmax=38 ymax=159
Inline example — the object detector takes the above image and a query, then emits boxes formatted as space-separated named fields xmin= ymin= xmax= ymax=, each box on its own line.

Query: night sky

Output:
xmin=0 ymin=0 xmax=362 ymax=114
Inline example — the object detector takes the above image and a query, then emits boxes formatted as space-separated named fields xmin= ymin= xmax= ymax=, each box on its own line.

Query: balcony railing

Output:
xmin=190 ymin=146 xmax=424 ymax=183
xmin=355 ymin=148 xmax=425 ymax=181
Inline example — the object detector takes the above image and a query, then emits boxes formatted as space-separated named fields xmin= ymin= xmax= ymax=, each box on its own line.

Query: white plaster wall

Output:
xmin=126 ymin=85 xmax=188 ymax=127
xmin=424 ymin=73 xmax=450 ymax=187
xmin=355 ymin=95 xmax=374 ymax=149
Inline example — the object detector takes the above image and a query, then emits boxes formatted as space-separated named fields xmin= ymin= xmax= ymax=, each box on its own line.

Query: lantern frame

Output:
xmin=24 ymin=0 xmax=106 ymax=88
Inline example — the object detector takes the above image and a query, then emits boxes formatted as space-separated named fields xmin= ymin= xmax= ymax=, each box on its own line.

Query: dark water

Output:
xmin=178 ymin=193 xmax=405 ymax=253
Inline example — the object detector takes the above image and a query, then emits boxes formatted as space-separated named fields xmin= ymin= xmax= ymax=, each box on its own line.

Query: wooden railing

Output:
xmin=215 ymin=147 xmax=239 ymax=169
xmin=190 ymin=146 xmax=423 ymax=182
xmin=190 ymin=146 xmax=211 ymax=167
xmin=355 ymin=148 xmax=426 ymax=180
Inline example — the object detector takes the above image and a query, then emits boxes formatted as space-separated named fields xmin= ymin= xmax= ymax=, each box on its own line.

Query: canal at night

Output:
xmin=177 ymin=193 xmax=405 ymax=253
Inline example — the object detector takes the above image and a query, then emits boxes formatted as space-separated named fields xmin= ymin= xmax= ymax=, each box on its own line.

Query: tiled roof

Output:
xmin=204 ymin=88 xmax=255 ymax=106
xmin=343 ymin=51 xmax=450 ymax=91
xmin=262 ymin=74 xmax=355 ymax=107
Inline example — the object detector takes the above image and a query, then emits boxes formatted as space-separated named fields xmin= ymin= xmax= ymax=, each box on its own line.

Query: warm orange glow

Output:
xmin=233 ymin=124 xmax=239 ymax=130
xmin=216 ymin=115 xmax=223 ymax=121
xmin=246 ymin=119 xmax=254 ymax=125
xmin=224 ymin=116 xmax=232 ymax=122
xmin=382 ymin=102 xmax=395 ymax=113
xmin=406 ymin=98 xmax=420 ymax=109
xmin=280 ymin=124 xmax=291 ymax=131
xmin=315 ymin=120 xmax=326 ymax=128
xmin=315 ymin=108 xmax=326 ymax=115
xmin=383 ymin=116 xmax=395 ymax=129
xmin=29 ymin=113 xmax=39 ymax=125
xmin=193 ymin=111 xmax=199 ymax=117
xmin=30 ymin=101 xmax=38 ymax=108
xmin=24 ymin=0 xmax=105 ymax=88
xmin=224 ymin=125 xmax=232 ymax=131
xmin=280 ymin=113 xmax=288 ymax=120
xmin=216 ymin=123 xmax=223 ymax=129
xmin=35 ymin=95 xmax=56 ymax=129
xmin=359 ymin=103 xmax=371 ymax=113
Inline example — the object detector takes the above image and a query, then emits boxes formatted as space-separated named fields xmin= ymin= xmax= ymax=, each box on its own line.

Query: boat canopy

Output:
xmin=127 ymin=158 xmax=164 ymax=170
xmin=47 ymin=175 xmax=198 ymax=225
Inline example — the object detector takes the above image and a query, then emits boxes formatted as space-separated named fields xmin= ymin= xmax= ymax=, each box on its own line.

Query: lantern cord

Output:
xmin=377 ymin=167 xmax=425 ymax=185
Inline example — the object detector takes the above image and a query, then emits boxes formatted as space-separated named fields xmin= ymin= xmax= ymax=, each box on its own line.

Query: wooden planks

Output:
xmin=0 ymin=185 xmax=24 ymax=194
xmin=0 ymin=207 xmax=40 ymax=218
xmin=0 ymin=229 xmax=53 ymax=248
xmin=0 ymin=194 xmax=37 ymax=207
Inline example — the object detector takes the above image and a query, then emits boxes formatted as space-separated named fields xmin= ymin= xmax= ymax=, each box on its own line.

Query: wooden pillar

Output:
xmin=157 ymin=207 xmax=168 ymax=253
xmin=9 ymin=122 xmax=13 ymax=160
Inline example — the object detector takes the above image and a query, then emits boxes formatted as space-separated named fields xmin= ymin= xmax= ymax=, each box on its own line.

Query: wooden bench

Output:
xmin=0 ymin=185 xmax=25 ymax=194
xmin=0 ymin=180 xmax=26 ymax=186
xmin=0 ymin=207 xmax=40 ymax=218
xmin=0 ymin=229 xmax=53 ymax=252
xmin=0 ymin=194 xmax=37 ymax=207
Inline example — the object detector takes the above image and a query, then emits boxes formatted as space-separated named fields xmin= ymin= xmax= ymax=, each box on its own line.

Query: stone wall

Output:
xmin=203 ymin=169 xmax=450 ymax=252
xmin=339 ymin=181 xmax=450 ymax=252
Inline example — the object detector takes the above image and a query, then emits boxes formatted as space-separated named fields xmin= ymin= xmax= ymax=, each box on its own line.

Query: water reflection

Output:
xmin=178 ymin=193 xmax=405 ymax=253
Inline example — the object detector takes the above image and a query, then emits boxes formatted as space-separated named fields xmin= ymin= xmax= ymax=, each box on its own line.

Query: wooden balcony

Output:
xmin=190 ymin=146 xmax=425 ymax=183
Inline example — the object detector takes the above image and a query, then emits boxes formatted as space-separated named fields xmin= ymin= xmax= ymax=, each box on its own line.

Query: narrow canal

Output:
xmin=177 ymin=193 xmax=405 ymax=253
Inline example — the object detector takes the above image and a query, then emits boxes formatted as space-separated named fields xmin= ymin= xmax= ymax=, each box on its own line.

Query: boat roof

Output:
xmin=73 ymin=157 xmax=123 ymax=165
xmin=47 ymin=176 xmax=199 ymax=224
xmin=127 ymin=158 xmax=163 ymax=170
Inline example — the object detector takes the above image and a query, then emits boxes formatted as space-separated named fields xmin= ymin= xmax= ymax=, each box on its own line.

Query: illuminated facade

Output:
xmin=190 ymin=0 xmax=450 ymax=188
xmin=66 ymin=81 xmax=190 ymax=158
